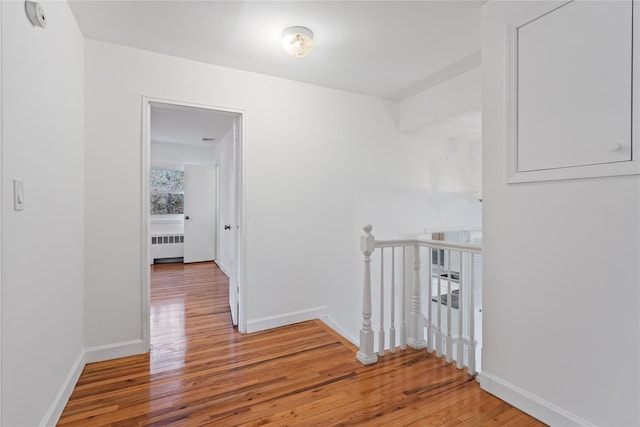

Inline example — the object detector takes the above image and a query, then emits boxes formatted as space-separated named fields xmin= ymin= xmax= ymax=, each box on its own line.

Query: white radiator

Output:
xmin=150 ymin=234 xmax=184 ymax=264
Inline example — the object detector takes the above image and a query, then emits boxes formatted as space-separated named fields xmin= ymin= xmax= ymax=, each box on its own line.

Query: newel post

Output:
xmin=356 ymin=224 xmax=378 ymax=365
xmin=408 ymin=243 xmax=427 ymax=349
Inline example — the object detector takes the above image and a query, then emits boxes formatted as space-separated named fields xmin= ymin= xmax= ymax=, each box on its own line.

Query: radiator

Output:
xmin=150 ymin=234 xmax=184 ymax=263
xmin=151 ymin=235 xmax=184 ymax=245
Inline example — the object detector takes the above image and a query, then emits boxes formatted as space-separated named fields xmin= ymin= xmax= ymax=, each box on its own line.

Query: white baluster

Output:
xmin=408 ymin=244 xmax=426 ymax=349
xmin=378 ymin=249 xmax=385 ymax=356
xmin=389 ymin=248 xmax=396 ymax=353
xmin=445 ymin=249 xmax=453 ymax=363
xmin=356 ymin=225 xmax=378 ymax=365
xmin=456 ymin=251 xmax=464 ymax=369
xmin=468 ymin=253 xmax=476 ymax=375
xmin=400 ymin=246 xmax=407 ymax=350
xmin=427 ymin=247 xmax=433 ymax=353
xmin=436 ymin=249 xmax=442 ymax=358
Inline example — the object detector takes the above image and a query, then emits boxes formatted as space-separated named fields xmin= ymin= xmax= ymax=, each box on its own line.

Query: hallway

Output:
xmin=58 ymin=262 xmax=544 ymax=426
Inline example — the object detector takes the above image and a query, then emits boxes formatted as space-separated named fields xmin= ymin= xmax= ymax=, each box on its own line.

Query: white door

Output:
xmin=228 ymin=119 xmax=240 ymax=325
xmin=184 ymin=164 xmax=216 ymax=263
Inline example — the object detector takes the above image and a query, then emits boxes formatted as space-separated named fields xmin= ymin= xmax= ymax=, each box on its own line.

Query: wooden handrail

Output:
xmin=374 ymin=238 xmax=481 ymax=254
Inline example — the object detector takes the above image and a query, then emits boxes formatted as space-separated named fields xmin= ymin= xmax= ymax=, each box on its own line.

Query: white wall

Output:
xmin=84 ymin=35 xmax=486 ymax=354
xmin=386 ymin=70 xmax=482 ymax=242
xmin=336 ymin=91 xmax=482 ymax=345
xmin=85 ymin=37 xmax=465 ymax=346
xmin=357 ymin=84 xmax=482 ymax=241
xmin=1 ymin=1 xmax=85 ymax=425
xmin=398 ymin=67 xmax=481 ymax=132
xmin=481 ymin=2 xmax=639 ymax=426
xmin=150 ymin=141 xmax=215 ymax=171
xmin=350 ymin=120 xmax=482 ymax=241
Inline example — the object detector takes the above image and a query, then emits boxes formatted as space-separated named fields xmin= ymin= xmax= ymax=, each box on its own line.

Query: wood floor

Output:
xmin=59 ymin=262 xmax=545 ymax=426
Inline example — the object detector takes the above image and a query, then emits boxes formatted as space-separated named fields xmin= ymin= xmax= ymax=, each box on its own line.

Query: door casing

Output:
xmin=141 ymin=96 xmax=247 ymax=350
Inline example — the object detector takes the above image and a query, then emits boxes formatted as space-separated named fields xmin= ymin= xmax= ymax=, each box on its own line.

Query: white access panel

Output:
xmin=516 ymin=0 xmax=632 ymax=172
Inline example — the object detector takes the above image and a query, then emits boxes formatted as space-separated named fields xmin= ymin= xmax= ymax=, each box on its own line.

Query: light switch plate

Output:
xmin=13 ymin=179 xmax=24 ymax=211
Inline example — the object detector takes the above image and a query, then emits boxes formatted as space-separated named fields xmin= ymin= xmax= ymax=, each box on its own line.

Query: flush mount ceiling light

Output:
xmin=282 ymin=26 xmax=314 ymax=58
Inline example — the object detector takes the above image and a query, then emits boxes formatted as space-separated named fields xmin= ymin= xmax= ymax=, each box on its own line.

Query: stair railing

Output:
xmin=356 ymin=224 xmax=482 ymax=375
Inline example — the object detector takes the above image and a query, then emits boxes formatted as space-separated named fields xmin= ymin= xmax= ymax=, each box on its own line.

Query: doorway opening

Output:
xmin=142 ymin=97 xmax=246 ymax=346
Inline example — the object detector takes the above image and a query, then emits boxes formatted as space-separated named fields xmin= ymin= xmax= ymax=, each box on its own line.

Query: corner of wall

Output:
xmin=320 ymin=316 xmax=359 ymax=347
xmin=216 ymin=261 xmax=231 ymax=277
xmin=39 ymin=351 xmax=86 ymax=427
xmin=381 ymin=99 xmax=400 ymax=129
xmin=478 ymin=371 xmax=595 ymax=427
xmin=246 ymin=307 xmax=327 ymax=334
xmin=397 ymin=67 xmax=481 ymax=132
xmin=84 ymin=340 xmax=146 ymax=364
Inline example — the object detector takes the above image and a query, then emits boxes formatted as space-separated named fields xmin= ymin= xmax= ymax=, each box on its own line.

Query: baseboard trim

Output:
xmin=320 ymin=316 xmax=358 ymax=347
xmin=478 ymin=371 xmax=594 ymax=427
xmin=40 ymin=350 xmax=85 ymax=427
xmin=84 ymin=339 xmax=146 ymax=364
xmin=246 ymin=306 xmax=327 ymax=333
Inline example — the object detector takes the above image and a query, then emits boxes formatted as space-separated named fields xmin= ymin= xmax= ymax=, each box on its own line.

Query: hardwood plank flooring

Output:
xmin=59 ymin=262 xmax=545 ymax=426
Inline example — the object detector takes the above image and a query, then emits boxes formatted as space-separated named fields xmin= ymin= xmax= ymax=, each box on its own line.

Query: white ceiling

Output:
xmin=150 ymin=102 xmax=238 ymax=147
xmin=68 ymin=1 xmax=482 ymax=100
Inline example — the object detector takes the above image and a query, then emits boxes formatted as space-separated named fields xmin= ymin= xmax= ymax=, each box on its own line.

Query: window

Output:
xmin=150 ymin=169 xmax=184 ymax=215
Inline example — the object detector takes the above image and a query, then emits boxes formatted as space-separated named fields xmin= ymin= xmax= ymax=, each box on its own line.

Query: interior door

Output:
xmin=228 ymin=118 xmax=240 ymax=325
xmin=184 ymin=164 xmax=216 ymax=263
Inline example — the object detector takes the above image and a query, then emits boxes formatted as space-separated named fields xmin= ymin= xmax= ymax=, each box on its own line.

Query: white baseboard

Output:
xmin=246 ymin=306 xmax=327 ymax=333
xmin=84 ymin=339 xmax=146 ymax=364
xmin=320 ymin=316 xmax=359 ymax=346
xmin=215 ymin=261 xmax=230 ymax=277
xmin=478 ymin=371 xmax=595 ymax=427
xmin=40 ymin=350 xmax=85 ymax=427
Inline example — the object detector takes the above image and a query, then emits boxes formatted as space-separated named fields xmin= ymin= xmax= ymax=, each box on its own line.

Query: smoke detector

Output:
xmin=25 ymin=1 xmax=46 ymax=28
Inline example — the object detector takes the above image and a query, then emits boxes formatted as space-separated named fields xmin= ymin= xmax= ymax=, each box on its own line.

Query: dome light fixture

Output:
xmin=282 ymin=26 xmax=314 ymax=58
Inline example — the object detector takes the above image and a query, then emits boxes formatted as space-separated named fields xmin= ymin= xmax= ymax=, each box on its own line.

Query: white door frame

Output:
xmin=141 ymin=96 xmax=247 ymax=350
xmin=0 ymin=1 xmax=4 ymax=421
xmin=214 ymin=164 xmax=220 ymax=261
